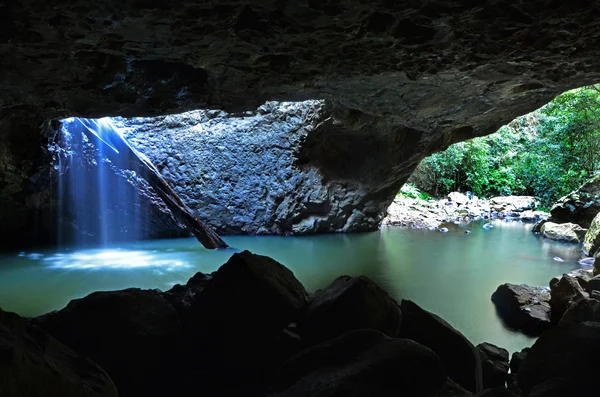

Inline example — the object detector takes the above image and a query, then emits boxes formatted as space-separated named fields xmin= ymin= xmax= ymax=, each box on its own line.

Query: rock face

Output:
xmin=583 ymin=212 xmax=600 ymax=256
xmin=188 ymin=250 xmax=309 ymax=395
xmin=477 ymin=343 xmax=510 ymax=390
xmin=559 ymin=297 xmax=600 ymax=325
xmin=299 ymin=275 xmax=402 ymax=344
xmin=491 ymin=284 xmax=552 ymax=335
xmin=116 ymin=101 xmax=393 ymax=235
xmin=549 ymin=175 xmax=600 ymax=229
xmin=3 ymin=1 xmax=600 ymax=244
xmin=540 ymin=222 xmax=587 ymax=243
xmin=35 ymin=288 xmax=182 ymax=397
xmin=0 ymin=308 xmax=118 ymax=397
xmin=517 ymin=322 xmax=600 ymax=395
xmin=549 ymin=274 xmax=588 ymax=322
xmin=268 ymin=329 xmax=447 ymax=397
xmin=400 ymin=300 xmax=482 ymax=394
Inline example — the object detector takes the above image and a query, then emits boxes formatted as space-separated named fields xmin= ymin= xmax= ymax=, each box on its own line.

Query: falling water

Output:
xmin=56 ymin=117 xmax=148 ymax=246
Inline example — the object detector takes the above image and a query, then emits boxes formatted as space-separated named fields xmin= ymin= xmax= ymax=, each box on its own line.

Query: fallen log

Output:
xmin=75 ymin=118 xmax=228 ymax=249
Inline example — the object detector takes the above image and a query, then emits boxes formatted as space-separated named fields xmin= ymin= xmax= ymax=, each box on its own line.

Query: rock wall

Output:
xmin=2 ymin=0 xmax=600 ymax=246
xmin=118 ymin=101 xmax=411 ymax=235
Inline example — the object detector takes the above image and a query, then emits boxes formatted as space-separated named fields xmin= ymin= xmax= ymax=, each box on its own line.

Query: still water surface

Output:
xmin=0 ymin=220 xmax=584 ymax=353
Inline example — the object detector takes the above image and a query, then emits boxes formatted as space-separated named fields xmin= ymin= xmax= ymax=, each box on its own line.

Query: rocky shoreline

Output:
xmin=2 ymin=250 xmax=599 ymax=397
xmin=383 ymin=192 xmax=549 ymax=230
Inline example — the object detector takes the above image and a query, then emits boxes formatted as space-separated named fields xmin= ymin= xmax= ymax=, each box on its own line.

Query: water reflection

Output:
xmin=41 ymin=249 xmax=191 ymax=270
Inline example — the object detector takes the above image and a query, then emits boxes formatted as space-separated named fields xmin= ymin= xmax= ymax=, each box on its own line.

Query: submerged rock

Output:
xmin=540 ymin=222 xmax=587 ymax=243
xmin=300 ymin=275 xmax=401 ymax=345
xmin=0 ymin=308 xmax=118 ymax=397
xmin=400 ymin=300 xmax=482 ymax=394
xmin=268 ymin=329 xmax=447 ymax=397
xmin=491 ymin=284 xmax=551 ymax=335
xmin=35 ymin=288 xmax=182 ymax=397
xmin=517 ymin=322 xmax=600 ymax=395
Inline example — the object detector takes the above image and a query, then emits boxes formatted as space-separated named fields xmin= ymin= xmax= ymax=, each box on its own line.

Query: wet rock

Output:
xmin=491 ymin=284 xmax=551 ymax=335
xmin=35 ymin=288 xmax=182 ymax=397
xmin=268 ymin=329 xmax=446 ymax=397
xmin=532 ymin=219 xmax=546 ymax=233
xmin=300 ymin=275 xmax=401 ymax=345
xmin=540 ymin=222 xmax=587 ymax=243
xmin=559 ymin=297 xmax=600 ymax=325
xmin=0 ymin=308 xmax=118 ymax=397
xmin=400 ymin=300 xmax=482 ymax=394
xmin=582 ymin=212 xmax=600 ymax=256
xmin=549 ymin=275 xmax=588 ymax=322
xmin=517 ymin=322 xmax=600 ymax=394
xmin=550 ymin=176 xmax=600 ymax=228
xmin=510 ymin=348 xmax=530 ymax=374
xmin=477 ymin=343 xmax=510 ymax=389
xmin=188 ymin=250 xmax=309 ymax=395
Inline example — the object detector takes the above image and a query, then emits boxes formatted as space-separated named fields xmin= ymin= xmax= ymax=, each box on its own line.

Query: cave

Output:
xmin=2 ymin=1 xmax=600 ymax=396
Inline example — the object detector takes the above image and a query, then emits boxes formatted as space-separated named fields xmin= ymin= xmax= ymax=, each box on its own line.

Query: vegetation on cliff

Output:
xmin=408 ymin=85 xmax=600 ymax=206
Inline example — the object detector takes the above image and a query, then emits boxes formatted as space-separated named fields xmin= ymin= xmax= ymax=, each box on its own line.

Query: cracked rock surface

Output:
xmin=2 ymin=0 xmax=600 ymax=244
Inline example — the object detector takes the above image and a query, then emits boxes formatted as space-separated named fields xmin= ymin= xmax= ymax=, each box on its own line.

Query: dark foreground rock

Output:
xmin=509 ymin=348 xmax=530 ymax=374
xmin=0 ymin=308 xmax=118 ymax=397
xmin=163 ymin=271 xmax=212 ymax=321
xmin=299 ymin=275 xmax=402 ymax=345
xmin=491 ymin=284 xmax=551 ymax=335
xmin=400 ymin=300 xmax=482 ymax=394
xmin=477 ymin=343 xmax=509 ymax=390
xmin=187 ymin=250 xmax=309 ymax=395
xmin=517 ymin=322 xmax=600 ymax=395
xmin=559 ymin=297 xmax=600 ymax=325
xmin=35 ymin=288 xmax=182 ymax=397
xmin=549 ymin=275 xmax=588 ymax=322
xmin=268 ymin=329 xmax=447 ymax=397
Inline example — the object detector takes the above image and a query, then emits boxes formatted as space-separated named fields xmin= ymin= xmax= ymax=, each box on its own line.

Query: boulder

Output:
xmin=268 ymin=329 xmax=446 ymax=397
xmin=550 ymin=175 xmax=600 ymax=228
xmin=559 ymin=297 xmax=600 ymax=325
xmin=0 ymin=308 xmax=118 ymax=397
xmin=491 ymin=284 xmax=551 ymax=335
xmin=532 ymin=219 xmax=546 ymax=233
xmin=540 ymin=222 xmax=587 ymax=243
xmin=549 ymin=275 xmax=588 ymax=322
xmin=587 ymin=275 xmax=600 ymax=293
xmin=517 ymin=322 xmax=600 ymax=394
xmin=477 ymin=343 xmax=510 ymax=390
xmin=448 ymin=192 xmax=469 ymax=205
xmin=163 ymin=271 xmax=212 ymax=321
xmin=400 ymin=300 xmax=482 ymax=394
xmin=582 ymin=212 xmax=600 ymax=256
xmin=490 ymin=196 xmax=537 ymax=212
xmin=35 ymin=288 xmax=182 ymax=397
xmin=509 ymin=348 xmax=530 ymax=374
xmin=299 ymin=275 xmax=401 ymax=344
xmin=188 ymin=250 xmax=309 ymax=395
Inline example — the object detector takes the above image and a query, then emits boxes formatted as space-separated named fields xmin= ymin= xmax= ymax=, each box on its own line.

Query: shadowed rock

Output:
xmin=400 ymin=300 xmax=482 ymax=394
xmin=299 ymin=275 xmax=402 ymax=344
xmin=35 ymin=288 xmax=182 ymax=397
xmin=477 ymin=343 xmax=510 ymax=390
xmin=0 ymin=308 xmax=118 ymax=397
xmin=268 ymin=329 xmax=446 ymax=397
xmin=517 ymin=322 xmax=600 ymax=395
xmin=491 ymin=283 xmax=551 ymax=335
xmin=549 ymin=275 xmax=588 ymax=322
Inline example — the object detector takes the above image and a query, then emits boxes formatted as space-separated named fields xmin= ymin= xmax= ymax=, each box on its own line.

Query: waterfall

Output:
xmin=56 ymin=117 xmax=147 ymax=247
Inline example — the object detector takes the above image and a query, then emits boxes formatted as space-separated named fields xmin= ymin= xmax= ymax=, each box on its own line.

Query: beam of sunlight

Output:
xmin=39 ymin=249 xmax=192 ymax=270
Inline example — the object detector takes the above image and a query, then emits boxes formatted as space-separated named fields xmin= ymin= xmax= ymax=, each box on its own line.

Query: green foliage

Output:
xmin=397 ymin=183 xmax=430 ymax=201
xmin=408 ymin=85 xmax=600 ymax=206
